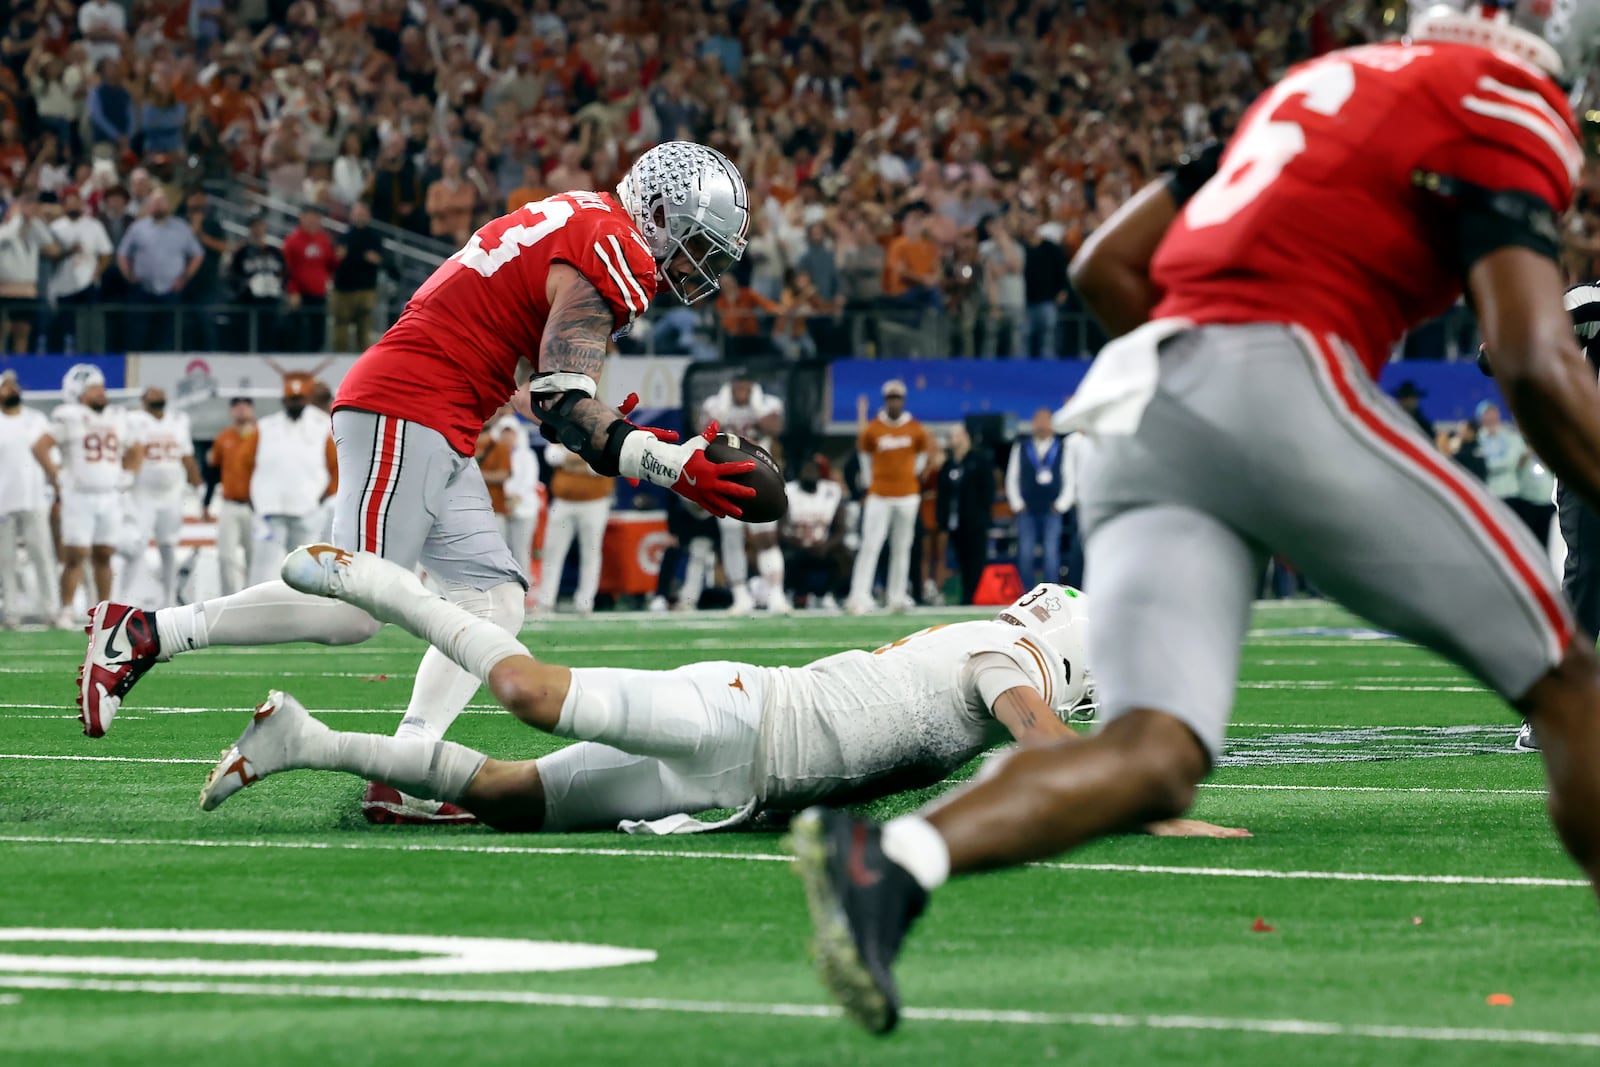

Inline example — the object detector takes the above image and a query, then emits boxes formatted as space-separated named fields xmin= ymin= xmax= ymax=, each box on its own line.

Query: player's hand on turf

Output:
xmin=618 ymin=419 xmax=757 ymax=519
xmin=1143 ymin=819 xmax=1252 ymax=839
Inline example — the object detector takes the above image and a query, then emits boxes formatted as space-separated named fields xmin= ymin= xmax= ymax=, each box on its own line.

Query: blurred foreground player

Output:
xmin=791 ymin=4 xmax=1600 ymax=1032
xmin=77 ymin=143 xmax=760 ymax=773
xmin=200 ymin=545 xmax=1244 ymax=844
xmin=1510 ymin=281 xmax=1600 ymax=752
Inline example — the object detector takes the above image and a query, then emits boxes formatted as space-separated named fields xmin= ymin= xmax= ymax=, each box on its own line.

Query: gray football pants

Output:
xmin=1079 ymin=323 xmax=1571 ymax=761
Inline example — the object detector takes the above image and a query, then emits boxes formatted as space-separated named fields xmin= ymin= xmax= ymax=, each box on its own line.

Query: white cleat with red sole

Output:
xmin=78 ymin=602 xmax=161 ymax=738
xmin=200 ymin=690 xmax=327 ymax=811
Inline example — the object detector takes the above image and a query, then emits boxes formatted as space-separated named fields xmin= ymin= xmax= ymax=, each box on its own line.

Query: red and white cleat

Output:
xmin=77 ymin=602 xmax=160 ymax=738
xmin=362 ymin=781 xmax=480 ymax=826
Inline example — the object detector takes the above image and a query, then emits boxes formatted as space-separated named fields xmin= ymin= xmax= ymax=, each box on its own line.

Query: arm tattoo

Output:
xmin=539 ymin=275 xmax=620 ymax=446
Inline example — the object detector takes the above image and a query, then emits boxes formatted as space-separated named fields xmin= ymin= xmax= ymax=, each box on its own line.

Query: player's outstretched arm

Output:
xmin=1473 ymin=247 xmax=1600 ymax=511
xmin=530 ymin=264 xmax=756 ymax=518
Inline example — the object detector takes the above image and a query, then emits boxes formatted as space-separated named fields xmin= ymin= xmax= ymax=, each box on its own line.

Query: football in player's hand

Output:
xmin=704 ymin=432 xmax=787 ymax=523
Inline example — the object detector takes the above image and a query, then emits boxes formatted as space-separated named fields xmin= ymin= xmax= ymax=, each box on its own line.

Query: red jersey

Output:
xmin=1151 ymin=41 xmax=1580 ymax=377
xmin=336 ymin=191 xmax=657 ymax=454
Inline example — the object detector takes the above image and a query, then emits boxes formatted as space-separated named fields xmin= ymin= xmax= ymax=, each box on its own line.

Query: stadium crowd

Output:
xmin=0 ymin=0 xmax=1413 ymax=358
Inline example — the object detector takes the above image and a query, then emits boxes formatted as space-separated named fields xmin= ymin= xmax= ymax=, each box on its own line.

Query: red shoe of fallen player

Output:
xmin=78 ymin=602 xmax=161 ymax=738
xmin=361 ymin=781 xmax=480 ymax=826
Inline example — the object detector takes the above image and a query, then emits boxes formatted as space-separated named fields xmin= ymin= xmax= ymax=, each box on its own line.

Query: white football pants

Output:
xmin=537 ymin=498 xmax=609 ymax=612
xmin=848 ymin=493 xmax=919 ymax=608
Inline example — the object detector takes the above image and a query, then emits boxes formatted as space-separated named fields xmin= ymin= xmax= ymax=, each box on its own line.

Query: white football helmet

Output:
xmin=62 ymin=363 xmax=105 ymax=404
xmin=617 ymin=141 xmax=750 ymax=305
xmin=996 ymin=583 xmax=1097 ymax=722
xmin=1408 ymin=1 xmax=1600 ymax=79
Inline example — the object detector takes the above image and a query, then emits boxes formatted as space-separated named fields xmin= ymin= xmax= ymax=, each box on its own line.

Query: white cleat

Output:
xmin=729 ymin=585 xmax=755 ymax=616
xmin=200 ymin=690 xmax=326 ymax=811
xmin=767 ymin=588 xmax=793 ymax=615
xmin=280 ymin=543 xmax=359 ymax=599
xmin=281 ymin=543 xmax=428 ymax=619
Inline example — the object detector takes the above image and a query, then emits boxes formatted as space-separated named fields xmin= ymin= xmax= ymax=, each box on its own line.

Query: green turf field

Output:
xmin=2 ymin=602 xmax=1598 ymax=1066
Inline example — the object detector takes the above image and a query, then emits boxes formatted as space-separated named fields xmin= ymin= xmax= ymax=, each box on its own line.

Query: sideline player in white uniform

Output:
xmin=39 ymin=365 xmax=141 ymax=627
xmin=1 ymin=370 xmax=60 ymax=627
xmin=122 ymin=388 xmax=200 ymax=607
xmin=783 ymin=457 xmax=846 ymax=609
xmin=700 ymin=375 xmax=786 ymax=613
xmin=201 ymin=545 xmax=1244 ymax=840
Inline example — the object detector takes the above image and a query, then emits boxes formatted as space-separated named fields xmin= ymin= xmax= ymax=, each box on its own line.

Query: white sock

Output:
xmin=394 ymin=647 xmax=484 ymax=743
xmin=154 ymin=581 xmax=379 ymax=658
xmin=880 ymin=815 xmax=951 ymax=892
xmin=720 ymin=521 xmax=748 ymax=584
xmin=300 ymin=730 xmax=487 ymax=804
xmin=394 ymin=583 xmax=522 ymax=743
xmin=358 ymin=569 xmax=528 ymax=685
xmin=158 ymin=545 xmax=178 ymax=606
xmin=757 ymin=545 xmax=784 ymax=588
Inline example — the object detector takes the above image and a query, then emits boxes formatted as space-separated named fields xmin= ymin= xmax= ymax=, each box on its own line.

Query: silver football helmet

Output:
xmin=617 ymin=141 xmax=750 ymax=305
xmin=1408 ymin=1 xmax=1600 ymax=79
xmin=996 ymin=583 xmax=1097 ymax=722
xmin=62 ymin=363 xmax=105 ymax=404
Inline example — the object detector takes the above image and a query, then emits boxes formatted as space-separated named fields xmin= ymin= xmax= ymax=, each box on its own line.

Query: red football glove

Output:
xmin=672 ymin=421 xmax=757 ymax=519
xmin=617 ymin=416 xmax=756 ymax=518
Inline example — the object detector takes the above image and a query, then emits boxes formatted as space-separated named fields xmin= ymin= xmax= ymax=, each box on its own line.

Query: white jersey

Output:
xmin=757 ymin=619 xmax=1069 ymax=808
xmin=783 ymin=479 xmax=842 ymax=548
xmin=701 ymin=383 xmax=783 ymax=444
xmin=126 ymin=409 xmax=193 ymax=495
xmin=50 ymin=403 xmax=138 ymax=493
xmin=0 ymin=407 xmax=51 ymax=514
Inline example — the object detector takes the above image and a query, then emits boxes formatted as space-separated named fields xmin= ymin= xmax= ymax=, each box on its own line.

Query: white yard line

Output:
xmin=1200 ymin=783 xmax=1543 ymax=796
xmin=0 ymin=976 xmax=1591 ymax=1049
xmin=0 ymin=754 xmax=216 ymax=765
xmin=0 ymin=834 xmax=1583 ymax=888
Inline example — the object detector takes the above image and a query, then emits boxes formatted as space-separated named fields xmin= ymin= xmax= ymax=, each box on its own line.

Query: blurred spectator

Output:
xmin=206 ymin=397 xmax=256 ymax=596
xmin=230 ymin=213 xmax=285 ymax=351
xmin=331 ymin=132 xmax=370 ymax=209
xmin=87 ymin=59 xmax=135 ymax=154
xmin=77 ymin=0 xmax=127 ymax=66
xmin=282 ymin=205 xmax=334 ymax=352
xmin=331 ymin=201 xmax=385 ymax=354
xmin=183 ymin=189 xmax=228 ymax=351
xmin=46 ymin=188 xmax=112 ymax=354
xmin=370 ymin=135 xmax=425 ymax=235
xmin=537 ymin=442 xmax=612 ymax=617
xmin=545 ymin=144 xmax=592 ymax=192
xmin=938 ymin=425 xmax=995 ymax=606
xmin=944 ymin=230 xmax=983 ymax=356
xmin=139 ymin=83 xmax=186 ymax=157
xmin=505 ymin=163 xmax=548 ymax=213
xmin=0 ymin=121 xmax=28 ymax=186
xmin=715 ymin=274 xmax=781 ymax=360
xmin=885 ymin=205 xmax=942 ymax=310
xmin=980 ymin=214 xmax=1026 ymax=358
xmin=796 ymin=222 xmax=845 ymax=357
xmin=25 ymin=51 xmax=84 ymax=154
xmin=1395 ymin=380 xmax=1433 ymax=437
xmin=1006 ymin=409 xmax=1074 ymax=588
xmin=0 ymin=195 xmax=61 ymax=354
xmin=96 ymin=184 xmax=133 ymax=345
xmin=848 ymin=380 xmax=931 ymax=614
xmin=1438 ymin=418 xmax=1489 ymax=483
xmin=427 ymin=155 xmax=476 ymax=246
xmin=116 ymin=188 xmax=202 ymax=351
xmin=1475 ymin=402 xmax=1527 ymax=512
xmin=1024 ymin=222 xmax=1070 ymax=359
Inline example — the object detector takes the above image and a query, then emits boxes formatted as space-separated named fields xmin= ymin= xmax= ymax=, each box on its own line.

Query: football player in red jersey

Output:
xmin=789 ymin=3 xmax=1600 ymax=1033
xmin=76 ymin=143 xmax=759 ymax=816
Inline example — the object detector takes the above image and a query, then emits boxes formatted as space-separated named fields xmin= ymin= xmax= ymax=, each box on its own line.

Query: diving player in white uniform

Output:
xmin=41 ymin=364 xmax=141 ymax=626
xmin=123 ymin=387 xmax=201 ymax=606
xmin=199 ymin=545 xmax=1244 ymax=839
xmin=700 ymin=375 xmax=787 ymax=613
